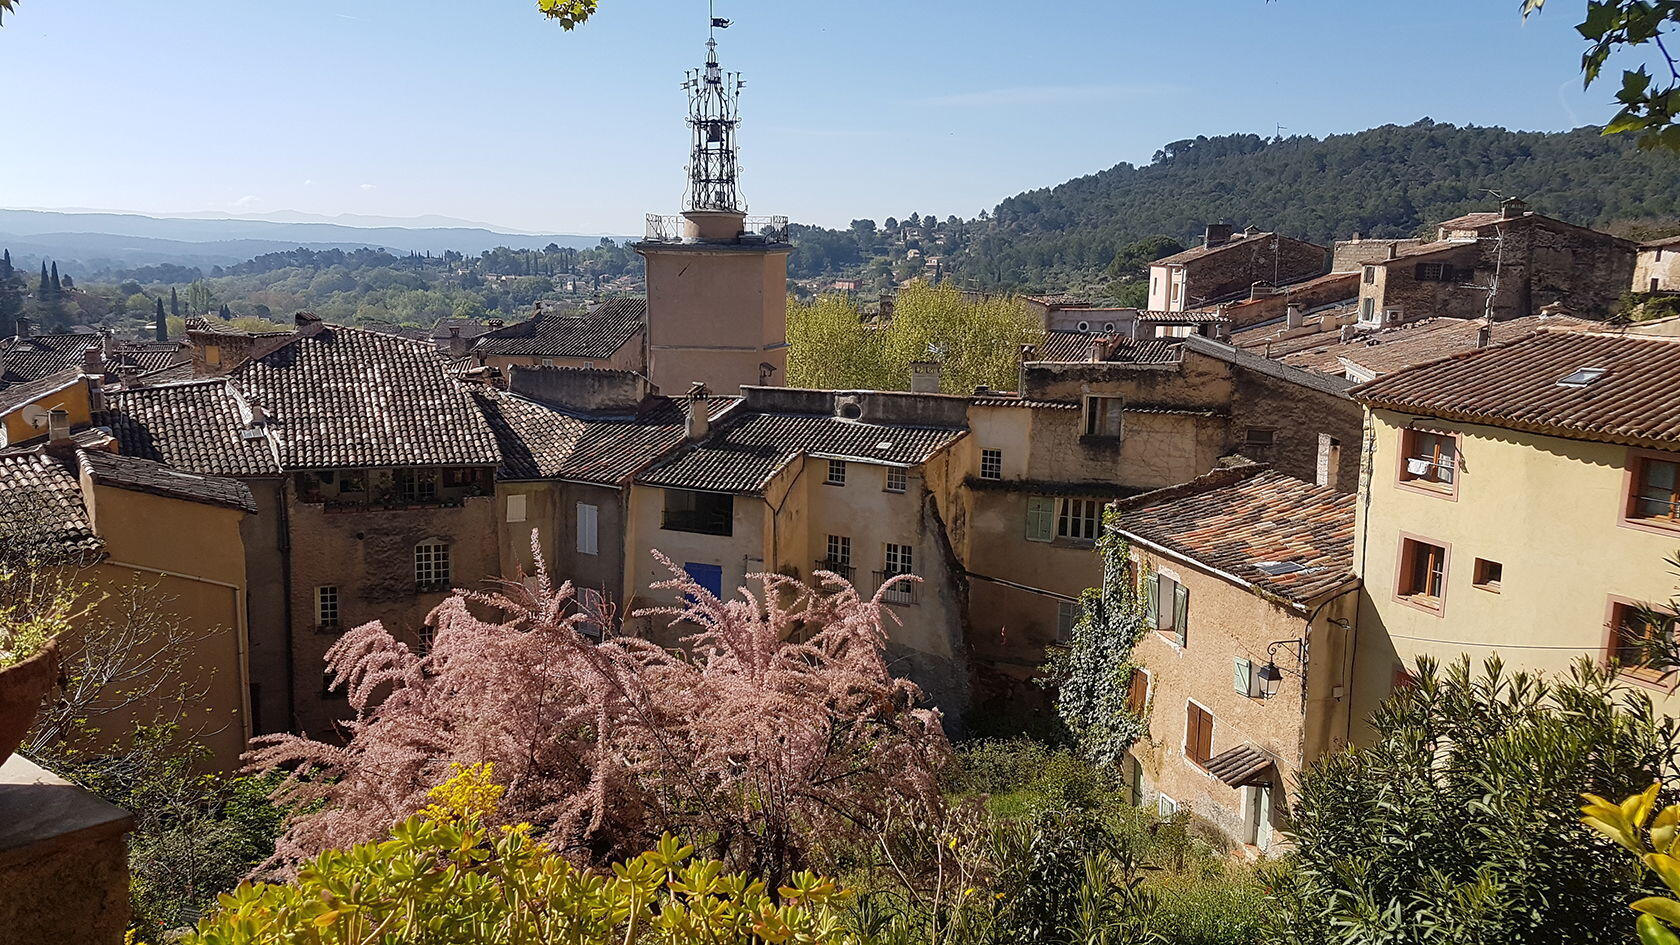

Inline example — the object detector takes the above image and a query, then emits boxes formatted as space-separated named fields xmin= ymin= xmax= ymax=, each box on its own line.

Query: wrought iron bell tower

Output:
xmin=682 ymin=15 xmax=746 ymax=213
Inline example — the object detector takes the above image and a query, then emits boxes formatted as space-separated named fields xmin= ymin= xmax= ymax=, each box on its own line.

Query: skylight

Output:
xmin=1255 ymin=561 xmax=1308 ymax=576
xmin=1556 ymin=366 xmax=1608 ymax=387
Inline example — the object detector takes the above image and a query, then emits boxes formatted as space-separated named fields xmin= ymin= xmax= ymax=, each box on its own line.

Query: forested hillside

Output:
xmin=790 ymin=120 xmax=1680 ymax=296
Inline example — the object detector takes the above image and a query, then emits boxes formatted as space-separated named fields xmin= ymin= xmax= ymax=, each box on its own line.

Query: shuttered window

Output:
xmin=1147 ymin=573 xmax=1189 ymax=646
xmin=1125 ymin=669 xmax=1150 ymax=715
xmin=1234 ymin=657 xmax=1253 ymax=696
xmin=1186 ymin=702 xmax=1214 ymax=767
xmin=1025 ymin=496 xmax=1055 ymax=542
xmin=577 ymin=502 xmax=599 ymax=556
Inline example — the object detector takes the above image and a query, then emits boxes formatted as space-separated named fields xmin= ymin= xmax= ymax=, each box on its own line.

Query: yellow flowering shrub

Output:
xmin=186 ymin=764 xmax=859 ymax=945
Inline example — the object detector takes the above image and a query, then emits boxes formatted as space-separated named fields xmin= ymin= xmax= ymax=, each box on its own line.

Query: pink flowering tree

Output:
xmin=248 ymin=544 xmax=950 ymax=885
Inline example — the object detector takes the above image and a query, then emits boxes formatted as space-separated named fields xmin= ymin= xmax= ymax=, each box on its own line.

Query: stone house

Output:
xmin=1635 ymin=235 xmax=1680 ymax=294
xmin=1267 ymin=312 xmax=1594 ymax=382
xmin=1347 ymin=329 xmax=1680 ymax=735
xmin=1147 ymin=225 xmax=1328 ymax=312
xmin=1113 ymin=466 xmax=1358 ymax=852
xmin=1354 ymin=200 xmax=1637 ymax=326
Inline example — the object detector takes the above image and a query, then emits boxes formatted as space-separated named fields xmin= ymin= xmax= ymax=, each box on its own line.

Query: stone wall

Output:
xmin=1181 ymin=236 xmax=1328 ymax=307
xmin=0 ymin=755 xmax=133 ymax=945
xmin=1331 ymin=238 xmax=1425 ymax=271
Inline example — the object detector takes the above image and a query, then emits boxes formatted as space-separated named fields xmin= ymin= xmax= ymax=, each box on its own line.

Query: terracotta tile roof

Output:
xmin=1039 ymin=331 xmax=1182 ymax=363
xmin=1 ymin=331 xmax=100 ymax=386
xmin=970 ymin=396 xmax=1079 ymax=411
xmin=0 ymin=370 xmax=87 ymax=422
xmin=473 ymin=298 xmax=645 ymax=359
xmin=1642 ymin=235 xmax=1680 ymax=249
xmin=1436 ymin=211 xmax=1505 ymax=231
xmin=1277 ymin=314 xmax=1595 ymax=377
xmin=101 ymin=380 xmax=281 ymax=477
xmin=1365 ymin=240 xmax=1478 ymax=265
xmin=1136 ymin=310 xmax=1230 ymax=324
xmin=234 ymin=326 xmax=501 ymax=469
xmin=1153 ymin=231 xmax=1305 ymax=267
xmin=472 ymin=387 xmax=738 ymax=484
xmin=80 ymin=448 xmax=257 ymax=513
xmin=110 ymin=342 xmax=189 ymax=375
xmin=1115 ymin=466 xmax=1356 ymax=605
xmin=0 ymin=452 xmax=101 ymax=559
xmin=1205 ymin=744 xmax=1277 ymax=787
xmin=639 ymin=411 xmax=966 ymax=494
xmin=1352 ymin=329 xmax=1680 ymax=448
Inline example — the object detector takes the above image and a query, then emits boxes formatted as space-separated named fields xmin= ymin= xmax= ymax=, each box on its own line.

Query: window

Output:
xmin=1025 ymin=496 xmax=1055 ymax=542
xmin=884 ymin=466 xmax=907 ymax=493
xmin=823 ymin=535 xmax=854 ymax=579
xmin=1630 ymin=456 xmax=1680 ymax=525
xmin=1608 ymin=601 xmax=1672 ymax=686
xmin=577 ymin=502 xmax=599 ymax=556
xmin=396 ymin=468 xmax=439 ymax=503
xmin=1363 ymin=265 xmax=1376 ymax=285
xmin=826 ymin=459 xmax=847 ymax=485
xmin=1399 ymin=428 xmax=1457 ymax=492
xmin=1359 ymin=297 xmax=1376 ymax=322
xmin=315 ymin=585 xmax=339 ymax=630
xmin=1185 ymin=701 xmax=1215 ymax=768
xmin=1056 ymin=600 xmax=1080 ymax=641
xmin=1057 ymin=497 xmax=1101 ymax=542
xmin=662 ymin=489 xmax=733 ymax=536
xmin=1084 ymin=396 xmax=1124 ymax=437
xmin=1472 ymin=557 xmax=1503 ymax=592
xmin=204 ymin=344 xmax=222 ymax=366
xmin=1415 ymin=262 xmax=1455 ymax=282
xmin=415 ymin=539 xmax=451 ymax=590
xmin=1125 ymin=668 xmax=1150 ymax=715
xmin=980 ymin=448 xmax=1003 ymax=481
xmin=1157 ymin=793 xmax=1179 ymax=818
xmin=506 ymin=494 xmax=527 ymax=524
xmin=1146 ymin=573 xmax=1190 ymax=646
xmin=1242 ymin=427 xmax=1275 ymax=456
xmin=1397 ymin=537 xmax=1448 ymax=609
xmin=885 ymin=543 xmax=914 ymax=576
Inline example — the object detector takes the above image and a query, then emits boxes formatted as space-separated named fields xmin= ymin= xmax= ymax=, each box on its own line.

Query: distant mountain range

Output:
xmin=0 ymin=209 xmax=630 ymax=272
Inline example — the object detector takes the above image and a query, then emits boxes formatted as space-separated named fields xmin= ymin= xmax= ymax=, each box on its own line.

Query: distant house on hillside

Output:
xmin=1635 ymin=235 xmax=1680 ymax=294
xmin=1147 ymin=225 xmax=1328 ymax=312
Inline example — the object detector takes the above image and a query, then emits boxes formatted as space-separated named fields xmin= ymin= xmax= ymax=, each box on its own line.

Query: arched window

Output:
xmin=415 ymin=538 xmax=451 ymax=590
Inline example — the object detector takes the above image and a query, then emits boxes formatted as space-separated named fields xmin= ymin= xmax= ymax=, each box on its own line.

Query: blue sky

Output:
xmin=0 ymin=0 xmax=1634 ymax=233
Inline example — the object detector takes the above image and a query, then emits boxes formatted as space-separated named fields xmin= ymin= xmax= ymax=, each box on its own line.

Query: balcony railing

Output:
xmin=814 ymin=559 xmax=856 ymax=582
xmin=642 ymin=213 xmax=790 ymax=244
xmin=744 ymin=215 xmax=790 ymax=243
xmin=874 ymin=570 xmax=917 ymax=606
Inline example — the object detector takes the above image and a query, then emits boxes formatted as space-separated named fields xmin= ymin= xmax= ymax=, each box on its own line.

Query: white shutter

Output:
xmin=576 ymin=502 xmax=598 ymax=556
xmin=1234 ymin=658 xmax=1252 ymax=696
xmin=506 ymin=494 xmax=527 ymax=524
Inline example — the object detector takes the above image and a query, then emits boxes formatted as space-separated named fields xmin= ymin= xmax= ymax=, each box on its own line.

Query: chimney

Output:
xmin=14 ymin=316 xmax=29 ymax=338
xmin=1500 ymin=197 xmax=1528 ymax=220
xmin=1204 ymin=223 xmax=1233 ymax=247
xmin=684 ymin=382 xmax=710 ymax=440
xmin=1350 ymin=231 xmax=1363 ymax=242
xmin=1316 ymin=434 xmax=1342 ymax=490
xmin=1339 ymin=324 xmax=1357 ymax=343
xmin=1385 ymin=244 xmax=1399 ymax=260
xmin=908 ymin=360 xmax=941 ymax=393
xmin=1242 ymin=225 xmax=1259 ymax=238
xmin=295 ymin=311 xmax=326 ymax=336
xmin=82 ymin=345 xmax=105 ymax=376
xmin=487 ymin=318 xmax=505 ymax=329
xmin=1285 ymin=304 xmax=1305 ymax=330
xmin=46 ymin=408 xmax=72 ymax=453
xmin=1087 ymin=338 xmax=1108 ymax=362
xmin=1475 ymin=321 xmax=1493 ymax=348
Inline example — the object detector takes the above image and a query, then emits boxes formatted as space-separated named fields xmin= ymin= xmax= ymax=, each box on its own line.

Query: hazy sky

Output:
xmin=0 ymin=0 xmax=1632 ymax=233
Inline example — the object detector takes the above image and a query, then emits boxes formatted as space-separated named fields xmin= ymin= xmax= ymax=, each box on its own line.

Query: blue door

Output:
xmin=683 ymin=562 xmax=723 ymax=601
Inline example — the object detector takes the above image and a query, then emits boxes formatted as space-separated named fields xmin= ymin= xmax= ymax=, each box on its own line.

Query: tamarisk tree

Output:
xmin=249 ymin=544 xmax=950 ymax=886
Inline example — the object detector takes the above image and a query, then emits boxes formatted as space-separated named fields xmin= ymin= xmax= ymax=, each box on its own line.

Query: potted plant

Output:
xmin=0 ymin=567 xmax=73 ymax=768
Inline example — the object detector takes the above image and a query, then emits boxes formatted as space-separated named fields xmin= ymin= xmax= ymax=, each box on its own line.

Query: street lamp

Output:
xmin=1258 ymin=661 xmax=1285 ymax=699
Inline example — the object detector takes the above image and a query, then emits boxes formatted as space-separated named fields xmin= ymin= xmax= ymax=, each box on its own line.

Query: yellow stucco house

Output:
xmin=1348 ymin=329 xmax=1680 ymax=731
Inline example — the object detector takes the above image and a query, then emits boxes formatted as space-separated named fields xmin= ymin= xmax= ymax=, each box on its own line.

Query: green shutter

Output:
xmin=1144 ymin=574 xmax=1159 ymax=630
xmin=1025 ymin=496 xmax=1054 ymax=542
xmin=1234 ymin=657 xmax=1251 ymax=696
xmin=1173 ymin=582 xmax=1189 ymax=646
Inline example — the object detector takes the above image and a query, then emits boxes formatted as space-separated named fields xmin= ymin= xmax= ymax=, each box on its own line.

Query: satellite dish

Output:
xmin=21 ymin=403 xmax=49 ymax=429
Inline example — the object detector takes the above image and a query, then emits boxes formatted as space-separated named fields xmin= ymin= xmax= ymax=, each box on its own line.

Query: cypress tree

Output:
xmin=170 ymin=286 xmax=180 ymax=317
xmin=154 ymin=297 xmax=167 ymax=342
xmin=49 ymin=261 xmax=60 ymax=294
xmin=38 ymin=261 xmax=48 ymax=295
xmin=0 ymin=249 xmax=12 ymax=280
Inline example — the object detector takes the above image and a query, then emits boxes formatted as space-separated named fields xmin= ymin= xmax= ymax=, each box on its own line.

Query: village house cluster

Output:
xmin=6 ymin=45 xmax=1680 ymax=928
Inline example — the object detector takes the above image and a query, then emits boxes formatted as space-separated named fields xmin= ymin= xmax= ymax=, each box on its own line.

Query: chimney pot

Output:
xmin=47 ymin=408 xmax=70 ymax=445
xmin=14 ymin=316 xmax=30 ymax=338
xmin=1285 ymin=304 xmax=1305 ymax=329
xmin=1475 ymin=322 xmax=1493 ymax=348
xmin=1501 ymin=197 xmax=1528 ymax=220
xmin=1385 ymin=244 xmax=1398 ymax=260
xmin=1204 ymin=223 xmax=1233 ymax=247
xmin=908 ymin=360 xmax=942 ymax=393
xmin=684 ymin=382 xmax=710 ymax=440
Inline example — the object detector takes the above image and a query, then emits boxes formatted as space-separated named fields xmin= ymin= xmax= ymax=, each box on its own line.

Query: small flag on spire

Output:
xmin=711 ymin=17 xmax=731 ymax=28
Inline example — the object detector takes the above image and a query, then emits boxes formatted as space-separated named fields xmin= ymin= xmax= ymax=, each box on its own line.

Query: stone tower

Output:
xmin=635 ymin=20 xmax=789 ymax=395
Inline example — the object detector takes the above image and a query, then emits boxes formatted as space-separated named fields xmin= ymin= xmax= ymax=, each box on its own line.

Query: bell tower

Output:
xmin=636 ymin=11 xmax=789 ymax=395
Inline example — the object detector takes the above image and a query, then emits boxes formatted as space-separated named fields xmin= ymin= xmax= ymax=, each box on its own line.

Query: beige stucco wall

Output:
xmin=626 ymin=483 xmax=770 ymax=642
xmin=1 ymin=377 xmax=92 ymax=447
xmin=641 ymin=246 xmax=789 ymax=395
xmin=1126 ymin=550 xmax=1355 ymax=851
xmin=1636 ymin=247 xmax=1680 ymax=293
xmin=1351 ymin=408 xmax=1680 ymax=738
xmin=82 ymin=483 xmax=251 ymax=771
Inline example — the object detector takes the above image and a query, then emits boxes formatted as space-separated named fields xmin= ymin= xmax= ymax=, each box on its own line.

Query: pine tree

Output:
xmin=154 ymin=298 xmax=167 ymax=342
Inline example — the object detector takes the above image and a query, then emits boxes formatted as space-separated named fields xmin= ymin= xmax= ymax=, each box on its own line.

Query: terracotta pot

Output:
xmin=0 ymin=638 xmax=58 ymax=768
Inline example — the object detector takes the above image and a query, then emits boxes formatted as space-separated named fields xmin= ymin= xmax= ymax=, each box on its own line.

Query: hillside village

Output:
xmin=10 ymin=8 xmax=1680 ymax=945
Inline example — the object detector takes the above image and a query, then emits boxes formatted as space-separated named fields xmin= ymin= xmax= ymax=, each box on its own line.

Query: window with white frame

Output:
xmin=884 ymin=466 xmax=907 ymax=493
xmin=980 ymin=448 xmax=1003 ymax=480
xmin=1026 ymin=495 xmax=1055 ymax=542
xmin=1055 ymin=600 xmax=1080 ymax=641
xmin=826 ymin=459 xmax=847 ymax=485
xmin=885 ymin=543 xmax=914 ymax=576
xmin=415 ymin=539 xmax=451 ymax=590
xmin=1084 ymin=396 xmax=1124 ymax=437
xmin=1057 ymin=497 xmax=1102 ymax=541
xmin=1146 ymin=572 xmax=1189 ymax=646
xmin=576 ymin=502 xmax=599 ymax=556
xmin=315 ymin=585 xmax=339 ymax=629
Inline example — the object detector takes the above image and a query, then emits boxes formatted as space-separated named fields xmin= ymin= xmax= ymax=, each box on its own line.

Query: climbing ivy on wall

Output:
xmin=1043 ymin=510 xmax=1152 ymax=767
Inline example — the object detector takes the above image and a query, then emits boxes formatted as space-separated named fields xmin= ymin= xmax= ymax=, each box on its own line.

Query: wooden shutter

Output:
xmin=1025 ymin=496 xmax=1054 ymax=542
xmin=1125 ymin=670 xmax=1149 ymax=714
xmin=1173 ymin=581 xmax=1190 ymax=646
xmin=1144 ymin=574 xmax=1160 ymax=629
xmin=1233 ymin=657 xmax=1252 ymax=696
xmin=577 ymin=502 xmax=598 ymax=556
xmin=1187 ymin=703 xmax=1213 ymax=766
